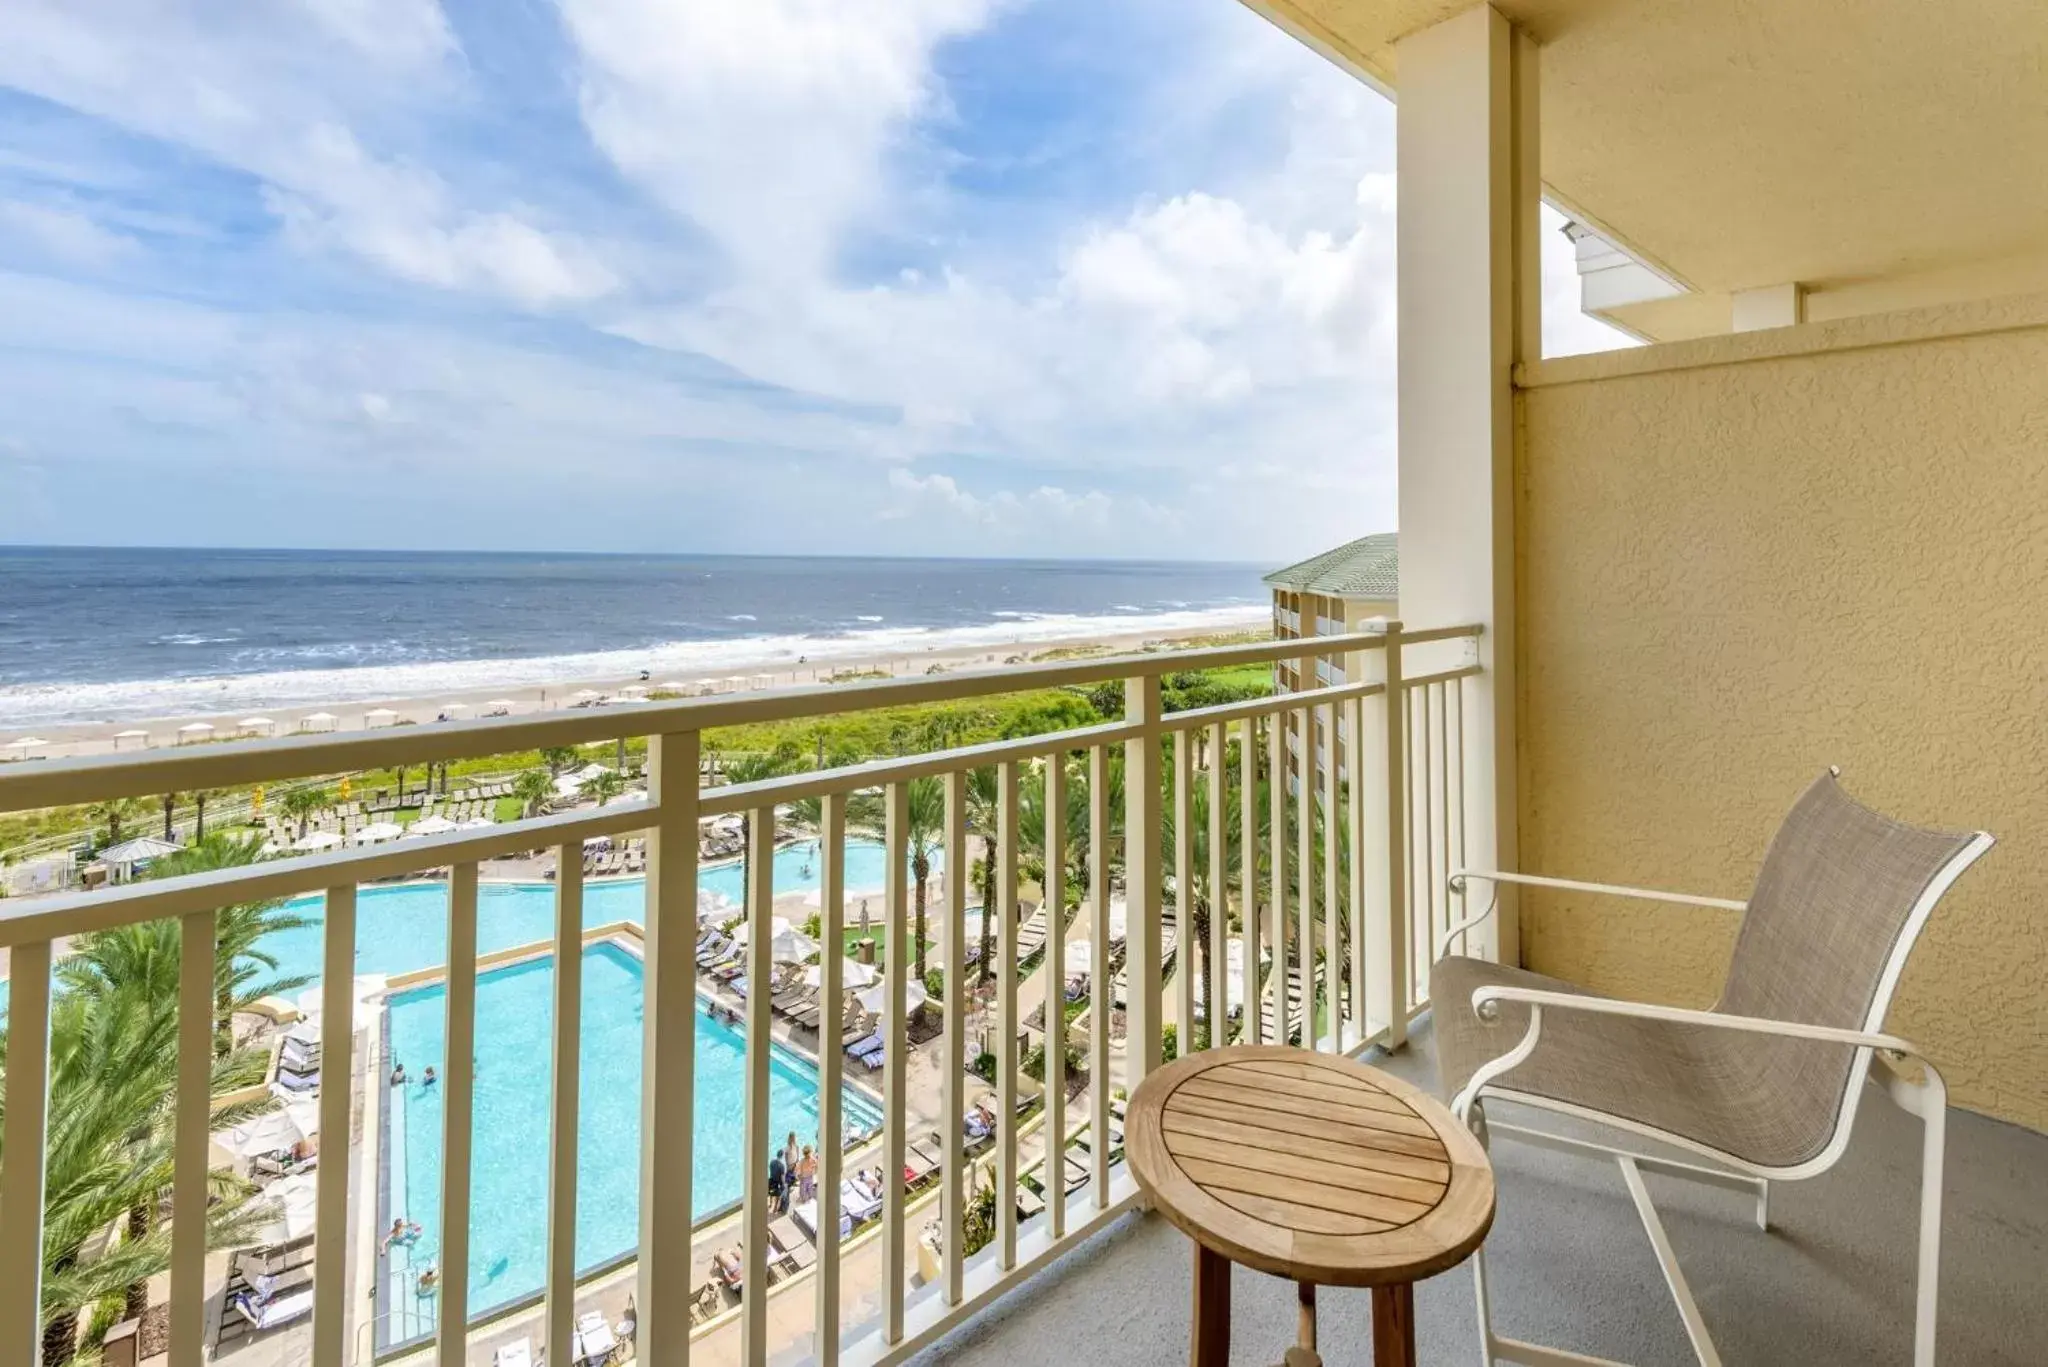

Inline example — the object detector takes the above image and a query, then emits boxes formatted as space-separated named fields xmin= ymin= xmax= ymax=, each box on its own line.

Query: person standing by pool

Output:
xmin=767 ymin=1151 xmax=787 ymax=1215
xmin=797 ymin=1144 xmax=817 ymax=1203
xmin=782 ymin=1131 xmax=800 ymax=1186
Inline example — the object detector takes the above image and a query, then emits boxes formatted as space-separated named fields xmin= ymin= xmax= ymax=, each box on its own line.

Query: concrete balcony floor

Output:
xmin=908 ymin=1018 xmax=2048 ymax=1366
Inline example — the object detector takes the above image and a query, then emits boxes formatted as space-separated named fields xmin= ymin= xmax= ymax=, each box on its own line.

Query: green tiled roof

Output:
xmin=1262 ymin=532 xmax=1398 ymax=600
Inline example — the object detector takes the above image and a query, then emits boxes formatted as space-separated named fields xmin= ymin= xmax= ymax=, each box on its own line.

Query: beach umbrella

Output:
xmin=294 ymin=830 xmax=343 ymax=851
xmin=364 ymin=708 xmax=399 ymax=727
xmin=112 ymin=729 xmax=150 ymax=749
xmin=856 ymin=977 xmax=929 ymax=1015
xmin=5 ymin=737 xmax=47 ymax=756
xmin=176 ymin=722 xmax=214 ymax=744
xmin=729 ymin=915 xmax=792 ymax=945
xmin=221 ymin=1103 xmax=314 ymax=1160
xmin=239 ymin=717 xmax=275 ymax=735
xmin=409 ymin=814 xmax=459 ymax=836
xmin=300 ymin=712 xmax=337 ymax=732
xmin=803 ymin=958 xmax=880 ymax=991
xmin=355 ymin=820 xmax=405 ymax=844
xmin=252 ymin=1172 xmax=321 ymax=1246
xmin=439 ymin=701 xmax=469 ymax=714
xmin=658 ymin=680 xmax=689 ymax=691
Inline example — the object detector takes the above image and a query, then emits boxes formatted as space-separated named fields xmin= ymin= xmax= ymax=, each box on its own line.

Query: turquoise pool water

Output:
xmin=261 ymin=836 xmax=890 ymax=991
xmin=381 ymin=941 xmax=883 ymax=1330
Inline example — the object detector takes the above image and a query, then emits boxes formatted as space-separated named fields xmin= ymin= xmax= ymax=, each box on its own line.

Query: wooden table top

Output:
xmin=1126 ymin=1045 xmax=1495 ymax=1288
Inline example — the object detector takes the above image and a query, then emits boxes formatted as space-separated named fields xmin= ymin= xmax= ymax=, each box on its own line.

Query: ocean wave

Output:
xmin=855 ymin=615 xmax=884 ymax=623
xmin=0 ymin=604 xmax=1270 ymax=727
xmin=727 ymin=614 xmax=757 ymax=622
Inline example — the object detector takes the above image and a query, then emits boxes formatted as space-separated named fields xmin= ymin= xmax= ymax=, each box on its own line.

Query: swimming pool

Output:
xmin=260 ymin=836 xmax=892 ymax=991
xmin=380 ymin=941 xmax=883 ymax=1335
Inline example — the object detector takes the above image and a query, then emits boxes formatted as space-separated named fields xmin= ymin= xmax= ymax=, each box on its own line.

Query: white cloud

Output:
xmin=0 ymin=199 xmax=138 ymax=265
xmin=0 ymin=1 xmax=610 ymax=308
xmin=560 ymin=0 xmax=994 ymax=280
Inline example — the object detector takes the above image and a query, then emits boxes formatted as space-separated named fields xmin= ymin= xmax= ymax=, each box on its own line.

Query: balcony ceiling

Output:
xmin=1253 ymin=0 xmax=2048 ymax=302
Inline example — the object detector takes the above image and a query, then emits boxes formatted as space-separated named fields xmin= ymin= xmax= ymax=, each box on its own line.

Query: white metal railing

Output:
xmin=0 ymin=622 xmax=1483 ymax=1367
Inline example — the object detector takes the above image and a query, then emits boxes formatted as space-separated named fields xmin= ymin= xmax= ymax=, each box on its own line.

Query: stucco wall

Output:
xmin=1515 ymin=296 xmax=2048 ymax=1130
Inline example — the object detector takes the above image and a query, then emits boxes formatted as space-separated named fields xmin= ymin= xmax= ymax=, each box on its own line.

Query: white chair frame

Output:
xmin=1440 ymin=830 xmax=1992 ymax=1367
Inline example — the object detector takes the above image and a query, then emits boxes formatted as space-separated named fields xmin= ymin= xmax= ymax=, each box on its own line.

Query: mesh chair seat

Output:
xmin=1433 ymin=955 xmax=1858 ymax=1169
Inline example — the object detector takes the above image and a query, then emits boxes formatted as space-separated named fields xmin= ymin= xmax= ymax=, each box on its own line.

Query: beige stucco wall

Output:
xmin=1514 ymin=293 xmax=2048 ymax=1130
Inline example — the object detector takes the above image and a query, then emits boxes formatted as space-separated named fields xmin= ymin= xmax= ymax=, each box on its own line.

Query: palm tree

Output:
xmin=279 ymin=785 xmax=328 ymax=838
xmin=16 ymin=943 xmax=277 ymax=1361
xmin=851 ymin=775 xmax=944 ymax=976
xmin=144 ymin=832 xmax=315 ymax=1056
xmin=965 ymin=767 xmax=1000 ymax=984
xmin=540 ymin=747 xmax=578 ymax=777
xmin=159 ymin=791 xmax=181 ymax=841
xmin=721 ymin=742 xmax=805 ymax=847
xmin=87 ymin=797 xmax=141 ymax=847
xmin=580 ymin=770 xmax=628 ymax=806
xmin=513 ymin=768 xmax=554 ymax=818
xmin=190 ymin=788 xmax=227 ymax=841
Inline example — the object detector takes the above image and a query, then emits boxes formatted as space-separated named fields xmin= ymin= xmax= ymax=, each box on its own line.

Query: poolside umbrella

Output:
xmin=294 ymin=830 xmax=344 ymax=852
xmin=1058 ymin=939 xmax=1097 ymax=976
xmin=221 ymin=1100 xmax=316 ymax=1159
xmin=252 ymin=1172 xmax=321 ymax=1246
xmin=355 ymin=820 xmax=405 ymax=844
xmin=409 ymin=814 xmax=459 ymax=836
xmin=804 ymin=958 xmax=880 ymax=991
xmin=856 ymin=978 xmax=929 ymax=1015
xmin=294 ymin=975 xmax=386 ymax=1036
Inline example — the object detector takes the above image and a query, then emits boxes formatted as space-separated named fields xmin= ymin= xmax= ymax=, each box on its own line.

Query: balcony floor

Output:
xmin=908 ymin=1017 xmax=2048 ymax=1366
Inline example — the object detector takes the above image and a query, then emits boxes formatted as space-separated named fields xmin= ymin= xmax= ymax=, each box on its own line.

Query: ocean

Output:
xmin=0 ymin=547 xmax=1268 ymax=727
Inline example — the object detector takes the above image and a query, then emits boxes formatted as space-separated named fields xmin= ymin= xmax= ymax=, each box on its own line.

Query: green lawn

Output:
xmin=494 ymin=796 xmax=525 ymax=823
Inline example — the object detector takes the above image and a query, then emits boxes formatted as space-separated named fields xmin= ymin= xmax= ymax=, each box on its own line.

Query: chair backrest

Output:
xmin=1717 ymin=771 xmax=1990 ymax=1158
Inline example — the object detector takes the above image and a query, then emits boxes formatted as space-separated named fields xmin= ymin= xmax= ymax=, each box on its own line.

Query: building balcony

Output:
xmin=0 ymin=624 xmax=1481 ymax=1367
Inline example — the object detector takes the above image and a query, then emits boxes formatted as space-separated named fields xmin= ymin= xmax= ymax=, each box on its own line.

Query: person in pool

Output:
xmin=380 ymin=1219 xmax=422 ymax=1253
xmin=422 ymin=1066 xmax=437 ymax=1087
xmin=416 ymin=1264 xmax=438 ymax=1295
xmin=390 ymin=1063 xmax=406 ymax=1086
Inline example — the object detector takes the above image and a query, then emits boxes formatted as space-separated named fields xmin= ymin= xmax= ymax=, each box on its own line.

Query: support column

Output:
xmin=1394 ymin=3 xmax=1533 ymax=966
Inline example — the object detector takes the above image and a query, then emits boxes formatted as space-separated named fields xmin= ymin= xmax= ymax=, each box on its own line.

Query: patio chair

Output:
xmin=1434 ymin=769 xmax=1991 ymax=1367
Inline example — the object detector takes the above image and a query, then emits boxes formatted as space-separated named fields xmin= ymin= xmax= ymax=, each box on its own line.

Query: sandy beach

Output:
xmin=9 ymin=613 xmax=1267 ymax=761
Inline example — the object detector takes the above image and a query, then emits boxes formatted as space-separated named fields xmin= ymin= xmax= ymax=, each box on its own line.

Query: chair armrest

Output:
xmin=1451 ymin=869 xmax=1747 ymax=911
xmin=1470 ymin=985 xmax=1918 ymax=1056
xmin=1438 ymin=869 xmax=1745 ymax=963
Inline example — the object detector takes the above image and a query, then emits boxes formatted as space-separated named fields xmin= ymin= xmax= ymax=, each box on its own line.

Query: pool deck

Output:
xmin=193 ymin=864 xmax=1116 ymax=1367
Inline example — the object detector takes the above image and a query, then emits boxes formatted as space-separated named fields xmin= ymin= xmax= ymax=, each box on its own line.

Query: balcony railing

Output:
xmin=0 ymin=620 xmax=1482 ymax=1367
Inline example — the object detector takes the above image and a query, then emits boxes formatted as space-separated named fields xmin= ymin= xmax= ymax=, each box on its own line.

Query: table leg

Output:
xmin=1298 ymin=1282 xmax=1316 ymax=1351
xmin=1371 ymin=1282 xmax=1416 ymax=1366
xmin=1192 ymin=1244 xmax=1231 ymax=1367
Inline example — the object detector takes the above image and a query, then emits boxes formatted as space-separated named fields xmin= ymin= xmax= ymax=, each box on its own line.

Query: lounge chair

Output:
xmin=275 ymin=1068 xmax=318 ymax=1093
xmin=1435 ymin=770 xmax=1991 ymax=1367
xmin=493 ymin=1338 xmax=534 ymax=1367
xmin=902 ymin=1148 xmax=937 ymax=1187
xmin=792 ymin=1198 xmax=852 ymax=1243
xmin=841 ymin=1175 xmax=883 ymax=1224
xmin=228 ymin=1286 xmax=313 ymax=1333
xmin=845 ymin=1031 xmax=883 ymax=1059
xmin=768 ymin=1215 xmax=817 ymax=1271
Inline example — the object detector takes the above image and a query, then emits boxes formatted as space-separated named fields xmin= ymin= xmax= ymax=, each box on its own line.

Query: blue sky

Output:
xmin=0 ymin=0 xmax=1625 ymax=559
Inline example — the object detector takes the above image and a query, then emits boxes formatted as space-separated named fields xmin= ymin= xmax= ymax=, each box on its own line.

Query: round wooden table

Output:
xmin=1126 ymin=1045 xmax=1495 ymax=1367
